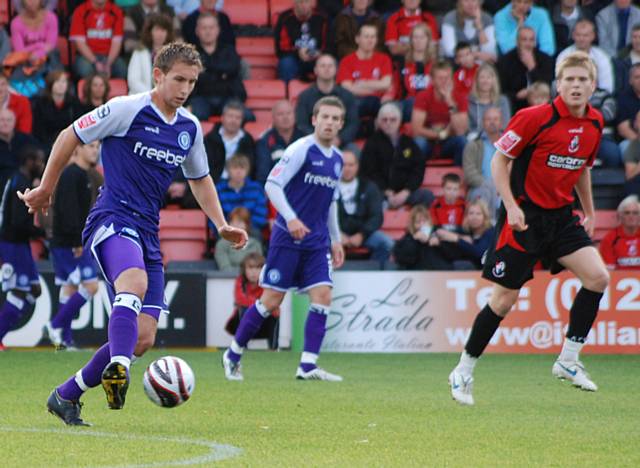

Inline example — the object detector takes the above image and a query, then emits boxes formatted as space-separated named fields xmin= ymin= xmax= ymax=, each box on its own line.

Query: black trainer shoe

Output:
xmin=47 ymin=390 xmax=91 ymax=426
xmin=101 ymin=362 xmax=129 ymax=410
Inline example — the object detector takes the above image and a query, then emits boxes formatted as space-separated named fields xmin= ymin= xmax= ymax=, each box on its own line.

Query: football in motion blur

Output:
xmin=143 ymin=356 xmax=195 ymax=408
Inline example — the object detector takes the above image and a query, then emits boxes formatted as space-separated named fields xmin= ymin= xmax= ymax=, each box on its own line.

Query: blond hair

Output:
xmin=555 ymin=50 xmax=597 ymax=82
xmin=407 ymin=205 xmax=431 ymax=235
xmin=405 ymin=23 xmax=434 ymax=65
xmin=462 ymin=200 xmax=492 ymax=234
xmin=471 ymin=63 xmax=501 ymax=104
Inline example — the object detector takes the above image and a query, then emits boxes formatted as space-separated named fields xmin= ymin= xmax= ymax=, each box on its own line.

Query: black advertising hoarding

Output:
xmin=3 ymin=269 xmax=207 ymax=347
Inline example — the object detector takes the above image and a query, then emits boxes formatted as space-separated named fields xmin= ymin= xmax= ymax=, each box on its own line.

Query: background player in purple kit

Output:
xmin=44 ymin=141 xmax=102 ymax=350
xmin=222 ymin=96 xmax=346 ymax=382
xmin=19 ymin=42 xmax=248 ymax=426
xmin=0 ymin=148 xmax=44 ymax=350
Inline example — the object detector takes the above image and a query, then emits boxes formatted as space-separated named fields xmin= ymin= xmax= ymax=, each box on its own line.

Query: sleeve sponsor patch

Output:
xmin=77 ymin=114 xmax=97 ymax=129
xmin=495 ymin=130 xmax=522 ymax=154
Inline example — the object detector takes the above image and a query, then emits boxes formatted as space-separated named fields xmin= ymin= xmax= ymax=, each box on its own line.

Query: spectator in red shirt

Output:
xmin=430 ymin=173 xmax=466 ymax=232
xmin=453 ymin=42 xmax=479 ymax=100
xmin=385 ymin=0 xmax=439 ymax=57
xmin=337 ymin=22 xmax=393 ymax=131
xmin=274 ymin=0 xmax=328 ymax=82
xmin=599 ymin=195 xmax=640 ymax=270
xmin=69 ymin=0 xmax=126 ymax=78
xmin=394 ymin=22 xmax=435 ymax=122
xmin=0 ymin=74 xmax=32 ymax=134
xmin=411 ymin=61 xmax=469 ymax=166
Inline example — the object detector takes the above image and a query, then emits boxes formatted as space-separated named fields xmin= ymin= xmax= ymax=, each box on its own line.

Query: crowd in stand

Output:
xmin=0 ymin=0 xmax=639 ymax=274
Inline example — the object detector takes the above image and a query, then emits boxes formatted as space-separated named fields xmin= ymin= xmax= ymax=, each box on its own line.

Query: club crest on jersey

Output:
xmin=1 ymin=263 xmax=14 ymax=281
xmin=334 ymin=162 xmax=342 ymax=178
xmin=178 ymin=131 xmax=191 ymax=150
xmin=492 ymin=261 xmax=506 ymax=278
xmin=267 ymin=269 xmax=281 ymax=284
xmin=495 ymin=130 xmax=521 ymax=154
xmin=568 ymin=135 xmax=580 ymax=153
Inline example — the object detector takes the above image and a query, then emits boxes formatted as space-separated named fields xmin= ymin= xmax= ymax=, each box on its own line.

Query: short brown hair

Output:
xmin=442 ymin=173 xmax=461 ymax=186
xmin=408 ymin=205 xmax=431 ymax=235
xmin=312 ymin=96 xmax=345 ymax=118
xmin=154 ymin=42 xmax=202 ymax=74
xmin=555 ymin=50 xmax=596 ymax=82
xmin=227 ymin=153 xmax=251 ymax=171
xmin=140 ymin=14 xmax=174 ymax=50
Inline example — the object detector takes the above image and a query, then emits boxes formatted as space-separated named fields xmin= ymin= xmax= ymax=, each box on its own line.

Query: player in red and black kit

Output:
xmin=449 ymin=51 xmax=611 ymax=405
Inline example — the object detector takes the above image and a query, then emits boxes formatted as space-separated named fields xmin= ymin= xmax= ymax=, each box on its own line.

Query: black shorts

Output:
xmin=482 ymin=203 xmax=593 ymax=290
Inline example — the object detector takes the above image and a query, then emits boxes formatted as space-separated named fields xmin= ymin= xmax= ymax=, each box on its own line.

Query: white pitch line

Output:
xmin=0 ymin=426 xmax=243 ymax=467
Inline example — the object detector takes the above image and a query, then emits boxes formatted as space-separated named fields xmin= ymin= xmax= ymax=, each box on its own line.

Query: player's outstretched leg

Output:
xmin=296 ymin=303 xmax=342 ymax=382
xmin=552 ymin=288 xmax=603 ymax=391
xmin=0 ymin=292 xmax=31 ymax=347
xmin=48 ymin=342 xmax=111 ymax=426
xmin=101 ymin=292 xmax=141 ymax=409
xmin=222 ymin=300 xmax=271 ymax=381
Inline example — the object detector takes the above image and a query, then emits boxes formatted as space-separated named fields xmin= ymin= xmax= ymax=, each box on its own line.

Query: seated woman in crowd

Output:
xmin=79 ymin=73 xmax=110 ymax=114
xmin=225 ymin=252 xmax=279 ymax=350
xmin=467 ymin=63 xmax=510 ymax=138
xmin=599 ymin=195 xmax=640 ymax=271
xmin=128 ymin=14 xmax=174 ymax=95
xmin=395 ymin=23 xmax=435 ymax=122
xmin=10 ymin=0 xmax=61 ymax=72
xmin=431 ymin=199 xmax=495 ymax=269
xmin=393 ymin=205 xmax=452 ymax=270
xmin=214 ymin=206 xmax=263 ymax=272
xmin=32 ymin=70 xmax=83 ymax=152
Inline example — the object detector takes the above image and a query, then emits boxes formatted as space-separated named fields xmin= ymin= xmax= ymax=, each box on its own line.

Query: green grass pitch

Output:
xmin=2 ymin=350 xmax=639 ymax=467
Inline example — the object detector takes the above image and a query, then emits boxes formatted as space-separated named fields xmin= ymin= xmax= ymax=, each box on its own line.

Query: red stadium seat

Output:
xmin=244 ymin=121 xmax=271 ymax=140
xmin=224 ymin=0 xmax=268 ymax=26
xmin=245 ymin=79 xmax=286 ymax=111
xmin=159 ymin=210 xmax=207 ymax=263
xmin=287 ymin=79 xmax=309 ymax=102
xmin=237 ymin=37 xmax=278 ymax=79
xmin=270 ymin=0 xmax=316 ymax=26
xmin=0 ymin=0 xmax=9 ymax=25
xmin=77 ymin=78 xmax=129 ymax=101
xmin=30 ymin=239 xmax=46 ymax=261
xmin=593 ymin=210 xmax=619 ymax=242
xmin=382 ymin=208 xmax=411 ymax=240
xmin=57 ymin=36 xmax=70 ymax=67
xmin=200 ymin=121 xmax=214 ymax=135
xmin=422 ymin=166 xmax=465 ymax=196
xmin=253 ymin=109 xmax=273 ymax=125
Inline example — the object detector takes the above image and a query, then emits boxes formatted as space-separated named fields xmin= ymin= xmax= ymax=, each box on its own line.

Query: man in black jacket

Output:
xmin=338 ymin=147 xmax=393 ymax=265
xmin=43 ymin=141 xmax=102 ymax=350
xmin=204 ymin=100 xmax=256 ymax=183
xmin=189 ymin=12 xmax=248 ymax=121
xmin=181 ymin=0 xmax=235 ymax=49
xmin=360 ymin=102 xmax=433 ymax=208
xmin=295 ymin=54 xmax=359 ymax=145
xmin=497 ymin=26 xmax=554 ymax=112
xmin=0 ymin=146 xmax=44 ymax=350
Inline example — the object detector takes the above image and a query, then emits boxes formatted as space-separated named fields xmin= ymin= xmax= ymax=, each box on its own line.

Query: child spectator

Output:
xmin=526 ymin=81 xmax=551 ymax=107
xmin=430 ymin=173 xmax=466 ymax=232
xmin=215 ymin=207 xmax=263 ymax=272
xmin=453 ymin=42 xmax=478 ymax=100
xmin=224 ymin=252 xmax=280 ymax=350
xmin=392 ymin=205 xmax=452 ymax=270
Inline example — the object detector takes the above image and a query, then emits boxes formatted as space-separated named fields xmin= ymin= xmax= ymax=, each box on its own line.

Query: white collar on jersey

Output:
xmin=311 ymin=135 xmax=334 ymax=158
xmin=149 ymin=99 xmax=179 ymax=125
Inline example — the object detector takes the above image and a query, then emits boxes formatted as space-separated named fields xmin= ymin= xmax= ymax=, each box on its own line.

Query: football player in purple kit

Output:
xmin=222 ymin=96 xmax=346 ymax=382
xmin=19 ymin=42 xmax=248 ymax=426
xmin=44 ymin=141 xmax=102 ymax=350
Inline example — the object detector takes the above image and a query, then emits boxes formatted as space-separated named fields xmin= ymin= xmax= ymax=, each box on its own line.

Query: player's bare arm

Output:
xmin=491 ymin=150 xmax=528 ymax=231
xmin=18 ymin=126 xmax=81 ymax=214
xmin=574 ymin=168 xmax=596 ymax=237
xmin=188 ymin=176 xmax=248 ymax=249
xmin=287 ymin=218 xmax=311 ymax=240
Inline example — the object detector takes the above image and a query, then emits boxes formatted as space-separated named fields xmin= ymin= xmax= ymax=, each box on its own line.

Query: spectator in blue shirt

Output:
xmin=494 ymin=0 xmax=556 ymax=57
xmin=255 ymin=100 xmax=305 ymax=184
xmin=216 ymin=154 xmax=268 ymax=237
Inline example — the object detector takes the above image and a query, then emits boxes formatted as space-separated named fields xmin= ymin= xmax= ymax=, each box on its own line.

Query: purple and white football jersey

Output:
xmin=267 ymin=134 xmax=342 ymax=250
xmin=72 ymin=93 xmax=209 ymax=232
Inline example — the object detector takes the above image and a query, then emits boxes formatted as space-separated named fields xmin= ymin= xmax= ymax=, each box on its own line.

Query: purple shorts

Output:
xmin=51 ymin=247 xmax=99 ymax=286
xmin=259 ymin=246 xmax=332 ymax=292
xmin=0 ymin=241 xmax=39 ymax=292
xmin=84 ymin=215 xmax=168 ymax=319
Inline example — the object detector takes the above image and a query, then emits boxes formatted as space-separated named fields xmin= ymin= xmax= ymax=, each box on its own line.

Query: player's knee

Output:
xmin=489 ymin=290 xmax=519 ymax=316
xmin=82 ymin=281 xmax=99 ymax=297
xmin=585 ymin=268 xmax=610 ymax=293
xmin=115 ymin=269 xmax=148 ymax=299
xmin=308 ymin=287 xmax=332 ymax=306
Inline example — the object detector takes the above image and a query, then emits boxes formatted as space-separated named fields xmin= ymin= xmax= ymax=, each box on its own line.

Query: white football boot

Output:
xmin=552 ymin=360 xmax=598 ymax=391
xmin=295 ymin=367 xmax=343 ymax=381
xmin=448 ymin=368 xmax=475 ymax=406
xmin=222 ymin=349 xmax=244 ymax=381
xmin=43 ymin=322 xmax=64 ymax=349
